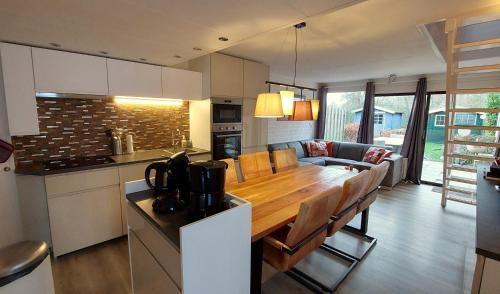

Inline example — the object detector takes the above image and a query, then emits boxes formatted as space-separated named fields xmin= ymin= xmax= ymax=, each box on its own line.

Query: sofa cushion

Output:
xmin=287 ymin=141 xmax=307 ymax=159
xmin=335 ymin=143 xmax=366 ymax=161
xmin=324 ymin=158 xmax=358 ymax=166
xmin=362 ymin=147 xmax=386 ymax=164
xmin=353 ymin=161 xmax=376 ymax=171
xmin=298 ymin=157 xmax=326 ymax=166
xmin=305 ymin=141 xmax=329 ymax=157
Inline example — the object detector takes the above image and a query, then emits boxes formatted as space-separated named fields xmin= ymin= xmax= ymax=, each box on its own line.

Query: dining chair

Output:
xmin=263 ymin=186 xmax=341 ymax=293
xmin=220 ymin=158 xmax=239 ymax=187
xmin=357 ymin=161 xmax=390 ymax=214
xmin=272 ymin=148 xmax=299 ymax=173
xmin=238 ymin=151 xmax=273 ymax=181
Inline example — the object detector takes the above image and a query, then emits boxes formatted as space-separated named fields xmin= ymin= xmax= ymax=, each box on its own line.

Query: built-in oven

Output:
xmin=212 ymin=124 xmax=242 ymax=160
xmin=212 ymin=97 xmax=242 ymax=124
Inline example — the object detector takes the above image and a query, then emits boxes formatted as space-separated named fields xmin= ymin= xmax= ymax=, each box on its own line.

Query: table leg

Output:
xmin=250 ymin=239 xmax=263 ymax=294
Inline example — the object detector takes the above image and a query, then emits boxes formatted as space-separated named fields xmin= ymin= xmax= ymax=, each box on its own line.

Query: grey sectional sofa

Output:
xmin=267 ymin=140 xmax=403 ymax=187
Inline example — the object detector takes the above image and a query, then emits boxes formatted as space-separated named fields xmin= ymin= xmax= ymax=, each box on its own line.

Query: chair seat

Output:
xmin=263 ymin=225 xmax=327 ymax=272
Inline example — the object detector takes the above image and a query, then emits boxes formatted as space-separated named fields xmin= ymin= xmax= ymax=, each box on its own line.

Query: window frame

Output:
xmin=374 ymin=112 xmax=384 ymax=125
xmin=434 ymin=114 xmax=445 ymax=127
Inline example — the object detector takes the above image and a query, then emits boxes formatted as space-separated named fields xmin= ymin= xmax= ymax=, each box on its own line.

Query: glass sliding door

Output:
xmin=421 ymin=92 xmax=446 ymax=185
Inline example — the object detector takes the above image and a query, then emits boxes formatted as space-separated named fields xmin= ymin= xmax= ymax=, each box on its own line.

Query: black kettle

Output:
xmin=188 ymin=160 xmax=227 ymax=218
xmin=145 ymin=161 xmax=169 ymax=193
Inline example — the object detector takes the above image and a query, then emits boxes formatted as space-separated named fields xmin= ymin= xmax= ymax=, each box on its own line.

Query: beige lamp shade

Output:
xmin=255 ymin=93 xmax=284 ymax=117
xmin=279 ymin=90 xmax=295 ymax=115
xmin=291 ymin=101 xmax=313 ymax=121
xmin=310 ymin=99 xmax=320 ymax=120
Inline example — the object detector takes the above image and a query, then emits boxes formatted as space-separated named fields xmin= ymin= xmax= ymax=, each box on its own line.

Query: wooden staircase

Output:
xmin=441 ymin=7 xmax=500 ymax=207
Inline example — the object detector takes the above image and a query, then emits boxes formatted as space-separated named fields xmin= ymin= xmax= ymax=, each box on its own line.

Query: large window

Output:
xmin=325 ymin=91 xmax=365 ymax=142
xmin=373 ymin=94 xmax=414 ymax=154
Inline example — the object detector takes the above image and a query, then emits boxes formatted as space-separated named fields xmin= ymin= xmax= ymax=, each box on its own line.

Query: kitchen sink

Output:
xmin=162 ymin=148 xmax=198 ymax=155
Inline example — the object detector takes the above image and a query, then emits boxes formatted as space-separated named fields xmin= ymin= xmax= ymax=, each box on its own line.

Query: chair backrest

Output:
xmin=220 ymin=158 xmax=239 ymax=186
xmin=365 ymin=161 xmax=390 ymax=195
xmin=332 ymin=170 xmax=371 ymax=215
xmin=238 ymin=151 xmax=273 ymax=181
xmin=285 ymin=192 xmax=331 ymax=247
xmin=272 ymin=148 xmax=299 ymax=173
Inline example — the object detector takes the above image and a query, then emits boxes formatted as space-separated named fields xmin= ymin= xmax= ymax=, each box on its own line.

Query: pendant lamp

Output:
xmin=291 ymin=101 xmax=313 ymax=121
xmin=254 ymin=93 xmax=284 ymax=117
xmin=279 ymin=90 xmax=295 ymax=115
xmin=310 ymin=99 xmax=320 ymax=121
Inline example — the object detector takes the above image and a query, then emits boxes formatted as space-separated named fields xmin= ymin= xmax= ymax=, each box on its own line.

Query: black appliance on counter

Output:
xmin=145 ymin=151 xmax=190 ymax=213
xmin=188 ymin=160 xmax=227 ymax=218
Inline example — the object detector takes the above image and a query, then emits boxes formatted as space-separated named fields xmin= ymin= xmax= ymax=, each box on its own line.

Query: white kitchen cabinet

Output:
xmin=243 ymin=59 xmax=269 ymax=99
xmin=211 ymin=53 xmax=243 ymax=98
xmin=32 ymin=48 xmax=108 ymax=95
xmin=107 ymin=59 xmax=162 ymax=97
xmin=162 ymin=67 xmax=202 ymax=100
xmin=242 ymin=97 xmax=268 ymax=152
xmin=0 ymin=43 xmax=39 ymax=136
xmin=47 ymin=185 xmax=122 ymax=257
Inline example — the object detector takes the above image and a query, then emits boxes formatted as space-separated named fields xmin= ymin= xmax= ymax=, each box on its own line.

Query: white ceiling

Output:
xmin=0 ymin=0 xmax=363 ymax=66
xmin=222 ymin=0 xmax=500 ymax=84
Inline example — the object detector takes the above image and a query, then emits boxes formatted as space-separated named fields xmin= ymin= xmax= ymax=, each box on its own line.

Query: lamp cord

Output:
xmin=293 ymin=27 xmax=298 ymax=87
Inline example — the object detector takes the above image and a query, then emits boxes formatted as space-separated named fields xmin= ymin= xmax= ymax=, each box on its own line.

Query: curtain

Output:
xmin=356 ymin=82 xmax=375 ymax=144
xmin=495 ymin=130 xmax=500 ymax=158
xmin=401 ymin=78 xmax=429 ymax=184
xmin=316 ymin=86 xmax=327 ymax=139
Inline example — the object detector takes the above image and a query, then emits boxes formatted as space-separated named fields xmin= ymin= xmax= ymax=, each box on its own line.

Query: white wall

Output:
xmin=324 ymin=71 xmax=500 ymax=94
xmin=0 ymin=58 xmax=24 ymax=247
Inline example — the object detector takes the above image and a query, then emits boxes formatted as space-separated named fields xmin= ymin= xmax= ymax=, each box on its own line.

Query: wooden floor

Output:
xmin=51 ymin=183 xmax=476 ymax=294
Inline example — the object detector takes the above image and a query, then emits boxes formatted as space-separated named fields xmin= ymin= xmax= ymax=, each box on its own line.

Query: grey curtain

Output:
xmin=401 ymin=78 xmax=429 ymax=184
xmin=316 ymin=86 xmax=327 ymax=139
xmin=495 ymin=131 xmax=500 ymax=158
xmin=357 ymin=82 xmax=375 ymax=144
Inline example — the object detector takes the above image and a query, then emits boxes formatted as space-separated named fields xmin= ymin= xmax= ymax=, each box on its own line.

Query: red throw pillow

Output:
xmin=306 ymin=141 xmax=328 ymax=157
xmin=362 ymin=147 xmax=386 ymax=164
xmin=377 ymin=150 xmax=393 ymax=164
xmin=315 ymin=140 xmax=334 ymax=157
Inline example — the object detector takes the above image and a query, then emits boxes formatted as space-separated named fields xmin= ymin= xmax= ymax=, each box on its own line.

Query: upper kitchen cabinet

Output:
xmin=107 ymin=59 xmax=162 ymax=98
xmin=162 ymin=67 xmax=202 ymax=100
xmin=243 ymin=60 xmax=269 ymax=99
xmin=211 ymin=53 xmax=243 ymax=98
xmin=0 ymin=43 xmax=39 ymax=136
xmin=32 ymin=48 xmax=108 ymax=95
xmin=189 ymin=53 xmax=243 ymax=98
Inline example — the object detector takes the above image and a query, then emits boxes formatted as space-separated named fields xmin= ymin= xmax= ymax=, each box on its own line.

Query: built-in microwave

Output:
xmin=212 ymin=97 xmax=242 ymax=124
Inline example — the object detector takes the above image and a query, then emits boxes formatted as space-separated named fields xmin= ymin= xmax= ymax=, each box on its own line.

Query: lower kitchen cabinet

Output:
xmin=48 ymin=185 xmax=122 ymax=257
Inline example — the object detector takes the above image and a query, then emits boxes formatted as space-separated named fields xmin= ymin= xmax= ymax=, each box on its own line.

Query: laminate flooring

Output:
xmin=51 ymin=183 xmax=476 ymax=294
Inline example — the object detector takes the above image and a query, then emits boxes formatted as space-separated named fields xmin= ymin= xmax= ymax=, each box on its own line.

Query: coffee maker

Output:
xmin=145 ymin=151 xmax=190 ymax=213
xmin=188 ymin=160 xmax=227 ymax=218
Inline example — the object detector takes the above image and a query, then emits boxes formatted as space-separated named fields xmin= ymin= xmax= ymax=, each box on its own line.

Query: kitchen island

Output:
xmin=126 ymin=181 xmax=251 ymax=294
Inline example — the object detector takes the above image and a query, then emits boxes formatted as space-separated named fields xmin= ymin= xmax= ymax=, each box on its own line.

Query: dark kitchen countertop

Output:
xmin=476 ymin=166 xmax=500 ymax=261
xmin=15 ymin=147 xmax=210 ymax=176
xmin=126 ymin=189 xmax=229 ymax=250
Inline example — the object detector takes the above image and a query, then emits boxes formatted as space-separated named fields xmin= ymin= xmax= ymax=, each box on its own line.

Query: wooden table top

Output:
xmin=226 ymin=165 xmax=356 ymax=241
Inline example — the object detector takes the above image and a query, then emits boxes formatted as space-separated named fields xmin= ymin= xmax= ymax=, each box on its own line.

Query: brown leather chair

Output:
xmin=238 ymin=151 xmax=273 ymax=181
xmin=327 ymin=170 xmax=372 ymax=236
xmin=262 ymin=186 xmax=342 ymax=292
xmin=357 ymin=161 xmax=390 ymax=213
xmin=220 ymin=158 xmax=239 ymax=187
xmin=272 ymin=148 xmax=299 ymax=173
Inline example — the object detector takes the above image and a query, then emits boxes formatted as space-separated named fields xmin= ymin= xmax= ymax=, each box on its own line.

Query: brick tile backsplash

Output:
xmin=12 ymin=97 xmax=190 ymax=165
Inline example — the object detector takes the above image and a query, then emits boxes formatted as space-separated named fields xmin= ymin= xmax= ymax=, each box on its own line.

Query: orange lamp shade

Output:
xmin=254 ymin=93 xmax=284 ymax=117
xmin=291 ymin=101 xmax=313 ymax=121
xmin=310 ymin=99 xmax=320 ymax=120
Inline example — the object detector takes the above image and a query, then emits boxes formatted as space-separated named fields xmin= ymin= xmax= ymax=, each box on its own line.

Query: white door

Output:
xmin=0 ymin=77 xmax=23 ymax=247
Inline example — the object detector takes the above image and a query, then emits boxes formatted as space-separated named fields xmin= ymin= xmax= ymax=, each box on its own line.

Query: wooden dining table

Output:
xmin=226 ymin=164 xmax=357 ymax=294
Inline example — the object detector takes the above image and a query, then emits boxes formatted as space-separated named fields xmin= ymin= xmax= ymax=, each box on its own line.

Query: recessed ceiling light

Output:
xmin=174 ymin=55 xmax=182 ymax=58
xmin=218 ymin=37 xmax=229 ymax=42
xmin=99 ymin=51 xmax=109 ymax=55
xmin=193 ymin=47 xmax=202 ymax=51
xmin=139 ymin=58 xmax=147 ymax=61
xmin=49 ymin=43 xmax=61 ymax=48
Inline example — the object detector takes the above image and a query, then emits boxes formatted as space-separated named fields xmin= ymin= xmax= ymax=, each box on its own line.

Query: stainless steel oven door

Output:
xmin=212 ymin=132 xmax=242 ymax=160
